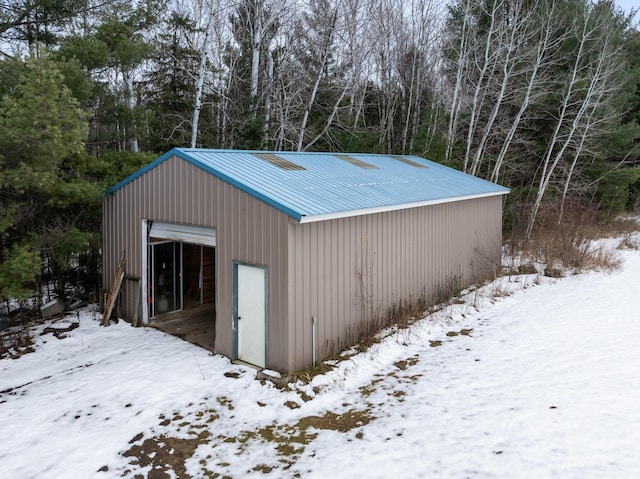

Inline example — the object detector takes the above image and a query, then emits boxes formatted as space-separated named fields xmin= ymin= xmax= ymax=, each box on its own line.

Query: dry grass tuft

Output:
xmin=489 ymin=281 xmax=511 ymax=299
xmin=288 ymin=360 xmax=336 ymax=386
xmin=603 ymin=216 xmax=640 ymax=237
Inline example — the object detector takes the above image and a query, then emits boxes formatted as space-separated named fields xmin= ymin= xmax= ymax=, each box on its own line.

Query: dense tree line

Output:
xmin=1 ymin=0 xmax=639 ymax=311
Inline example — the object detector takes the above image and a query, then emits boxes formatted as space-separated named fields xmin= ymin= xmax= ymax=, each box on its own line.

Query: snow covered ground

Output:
xmin=1 ymin=233 xmax=639 ymax=479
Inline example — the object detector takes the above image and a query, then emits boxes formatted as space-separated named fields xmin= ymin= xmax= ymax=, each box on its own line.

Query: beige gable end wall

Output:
xmin=103 ymin=155 xmax=291 ymax=370
xmin=286 ymin=195 xmax=502 ymax=372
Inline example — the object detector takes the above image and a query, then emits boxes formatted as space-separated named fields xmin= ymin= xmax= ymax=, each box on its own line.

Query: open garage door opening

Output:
xmin=144 ymin=221 xmax=216 ymax=352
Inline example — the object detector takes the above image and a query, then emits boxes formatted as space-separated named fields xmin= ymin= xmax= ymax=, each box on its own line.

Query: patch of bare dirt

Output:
xmin=297 ymin=409 xmax=374 ymax=433
xmin=201 ymin=408 xmax=375 ymax=476
xmin=394 ymin=356 xmax=419 ymax=370
xmin=122 ymin=431 xmax=210 ymax=478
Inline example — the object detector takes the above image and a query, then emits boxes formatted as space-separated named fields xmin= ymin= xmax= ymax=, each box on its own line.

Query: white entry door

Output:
xmin=236 ymin=264 xmax=266 ymax=368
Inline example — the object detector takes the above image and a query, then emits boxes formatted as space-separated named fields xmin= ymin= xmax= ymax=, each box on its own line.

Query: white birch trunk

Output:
xmin=296 ymin=8 xmax=337 ymax=151
xmin=490 ymin=8 xmax=562 ymax=183
xmin=303 ymin=80 xmax=351 ymax=151
xmin=191 ymin=26 xmax=210 ymax=148
xmin=559 ymin=32 xmax=623 ymax=221
xmin=463 ymin=0 xmax=502 ymax=173
xmin=250 ymin=0 xmax=264 ymax=104
xmin=124 ymin=71 xmax=139 ymax=153
xmin=468 ymin=0 xmax=527 ymax=176
xmin=263 ymin=49 xmax=274 ymax=145
xmin=445 ymin=0 xmax=471 ymax=164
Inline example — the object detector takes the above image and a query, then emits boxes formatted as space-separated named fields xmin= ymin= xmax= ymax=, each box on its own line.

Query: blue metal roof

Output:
xmin=106 ymin=148 xmax=509 ymax=222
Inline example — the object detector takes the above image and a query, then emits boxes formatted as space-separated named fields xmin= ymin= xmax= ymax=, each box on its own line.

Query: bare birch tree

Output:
xmin=368 ymin=0 xmax=404 ymax=152
xmin=525 ymin=5 xmax=628 ymax=238
xmin=398 ymin=0 xmax=443 ymax=154
xmin=235 ymin=0 xmax=288 ymax=113
xmin=189 ymin=0 xmax=216 ymax=148
xmin=443 ymin=0 xmax=471 ymax=163
xmin=341 ymin=0 xmax=371 ymax=129
xmin=489 ymin=2 xmax=568 ymax=183
xmin=460 ymin=0 xmax=503 ymax=173
xmin=466 ymin=0 xmax=534 ymax=176
xmin=295 ymin=0 xmax=339 ymax=151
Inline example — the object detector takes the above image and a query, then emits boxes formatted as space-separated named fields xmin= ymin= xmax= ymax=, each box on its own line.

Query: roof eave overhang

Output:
xmin=297 ymin=190 xmax=510 ymax=224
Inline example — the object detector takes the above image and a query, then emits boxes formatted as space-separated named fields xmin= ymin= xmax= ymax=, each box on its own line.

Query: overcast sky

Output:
xmin=616 ymin=0 xmax=639 ymax=21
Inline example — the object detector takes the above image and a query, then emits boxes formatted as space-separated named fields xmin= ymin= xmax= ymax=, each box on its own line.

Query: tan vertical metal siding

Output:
xmin=287 ymin=195 xmax=503 ymax=372
xmin=104 ymin=154 xmax=504 ymax=373
xmin=103 ymin=156 xmax=290 ymax=371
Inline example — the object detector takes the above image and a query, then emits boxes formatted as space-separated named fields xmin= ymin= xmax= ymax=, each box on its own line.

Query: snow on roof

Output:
xmin=106 ymin=148 xmax=509 ymax=222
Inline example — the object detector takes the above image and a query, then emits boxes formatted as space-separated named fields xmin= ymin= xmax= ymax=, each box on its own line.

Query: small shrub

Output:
xmin=507 ymin=201 xmax=632 ymax=273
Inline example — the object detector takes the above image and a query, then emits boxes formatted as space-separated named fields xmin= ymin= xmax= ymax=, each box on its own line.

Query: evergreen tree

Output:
xmin=144 ymin=11 xmax=202 ymax=150
xmin=87 ymin=0 xmax=163 ymax=152
xmin=0 ymin=0 xmax=88 ymax=50
xmin=0 ymin=51 xmax=95 ymax=307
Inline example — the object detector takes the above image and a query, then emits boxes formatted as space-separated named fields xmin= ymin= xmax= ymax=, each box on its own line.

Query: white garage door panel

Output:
xmin=149 ymin=221 xmax=216 ymax=247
